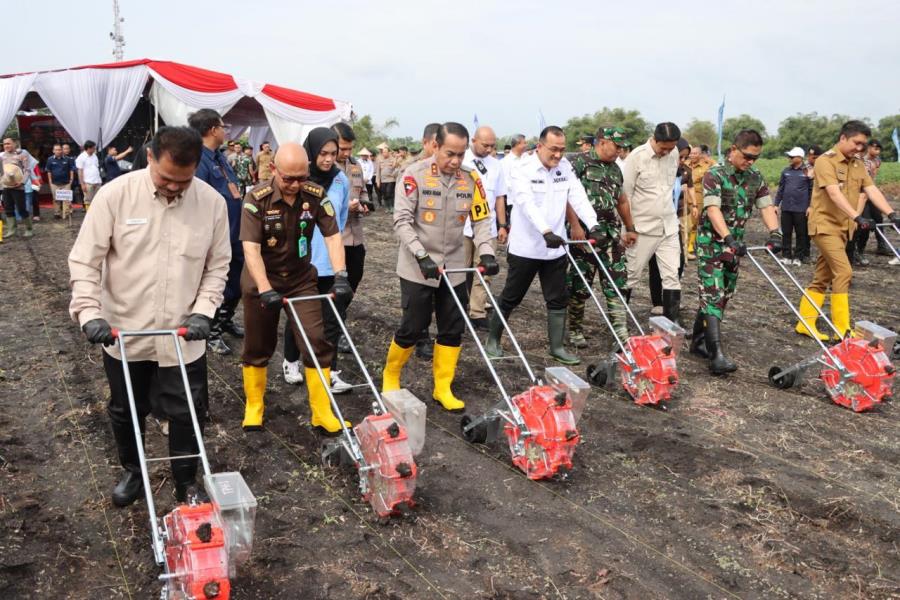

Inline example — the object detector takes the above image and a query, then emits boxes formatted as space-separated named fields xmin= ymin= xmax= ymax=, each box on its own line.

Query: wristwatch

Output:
xmin=334 ymin=270 xmax=349 ymax=278
xmin=625 ymin=226 xmax=637 ymax=233
xmin=414 ymin=249 xmax=428 ymax=260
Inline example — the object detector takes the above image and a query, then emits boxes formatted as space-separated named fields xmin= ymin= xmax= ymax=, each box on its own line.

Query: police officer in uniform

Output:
xmin=240 ymin=143 xmax=354 ymax=434
xmin=382 ymin=122 xmax=498 ymax=412
xmin=794 ymin=120 xmax=900 ymax=340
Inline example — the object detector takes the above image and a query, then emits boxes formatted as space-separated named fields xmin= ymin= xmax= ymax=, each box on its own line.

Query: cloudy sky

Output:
xmin=5 ymin=0 xmax=898 ymax=138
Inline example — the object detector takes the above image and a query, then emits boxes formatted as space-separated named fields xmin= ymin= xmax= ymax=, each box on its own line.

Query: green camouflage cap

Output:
xmin=598 ymin=127 xmax=628 ymax=146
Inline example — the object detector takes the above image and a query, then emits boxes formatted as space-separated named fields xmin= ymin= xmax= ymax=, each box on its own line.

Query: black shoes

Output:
xmin=112 ymin=470 xmax=144 ymax=507
xmin=470 ymin=317 xmax=489 ymax=332
xmin=221 ymin=318 xmax=244 ymax=338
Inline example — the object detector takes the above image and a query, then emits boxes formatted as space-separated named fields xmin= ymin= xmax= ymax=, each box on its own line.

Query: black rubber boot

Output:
xmin=622 ymin=288 xmax=632 ymax=304
xmin=689 ymin=310 xmax=710 ymax=359
xmin=110 ymin=419 xmax=144 ymax=507
xmin=169 ymin=421 xmax=203 ymax=504
xmin=704 ymin=314 xmax=737 ymax=375
xmin=219 ymin=297 xmax=244 ymax=338
xmin=548 ymin=309 xmax=580 ymax=365
xmin=662 ymin=289 xmax=681 ymax=326
xmin=485 ymin=311 xmax=505 ymax=358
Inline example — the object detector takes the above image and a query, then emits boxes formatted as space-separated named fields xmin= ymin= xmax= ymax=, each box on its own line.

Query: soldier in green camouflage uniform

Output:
xmin=691 ymin=129 xmax=782 ymax=374
xmin=233 ymin=146 xmax=254 ymax=195
xmin=566 ymin=127 xmax=639 ymax=349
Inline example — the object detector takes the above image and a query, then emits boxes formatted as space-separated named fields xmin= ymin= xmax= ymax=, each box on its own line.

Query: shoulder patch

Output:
xmin=243 ymin=203 xmax=259 ymax=214
xmin=403 ymin=175 xmax=417 ymax=196
xmin=824 ymin=150 xmax=836 ymax=156
xmin=252 ymin=185 xmax=272 ymax=200
xmin=302 ymin=182 xmax=324 ymax=199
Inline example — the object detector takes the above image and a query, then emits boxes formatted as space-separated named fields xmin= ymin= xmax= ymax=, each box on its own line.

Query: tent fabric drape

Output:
xmin=0 ymin=72 xmax=36 ymax=134
xmin=32 ymin=65 xmax=149 ymax=146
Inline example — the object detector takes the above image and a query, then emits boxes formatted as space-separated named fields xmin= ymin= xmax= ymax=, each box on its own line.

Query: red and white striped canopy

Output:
xmin=0 ymin=58 xmax=352 ymax=147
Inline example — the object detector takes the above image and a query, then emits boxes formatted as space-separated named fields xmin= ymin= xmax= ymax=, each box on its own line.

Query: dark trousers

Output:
xmin=345 ymin=244 xmax=366 ymax=294
xmin=394 ymin=278 xmax=467 ymax=348
xmin=103 ymin=352 xmax=207 ymax=484
xmin=781 ymin=210 xmax=810 ymax=260
xmin=365 ymin=182 xmax=374 ymax=205
xmin=649 ymin=245 xmax=685 ymax=307
xmin=283 ymin=276 xmax=345 ymax=369
xmin=242 ymin=272 xmax=332 ymax=369
xmin=380 ymin=182 xmax=396 ymax=209
xmin=2 ymin=188 xmax=27 ymax=217
xmin=498 ymin=253 xmax=569 ymax=317
xmin=28 ymin=191 xmax=39 ymax=217
xmin=856 ymin=200 xmax=885 ymax=253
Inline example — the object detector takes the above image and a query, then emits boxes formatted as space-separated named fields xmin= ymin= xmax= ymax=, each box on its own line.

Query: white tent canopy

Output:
xmin=0 ymin=58 xmax=352 ymax=147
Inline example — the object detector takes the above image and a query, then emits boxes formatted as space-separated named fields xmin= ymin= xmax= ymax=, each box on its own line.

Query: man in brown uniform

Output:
xmin=795 ymin=120 xmax=900 ymax=340
xmin=687 ymin=145 xmax=716 ymax=259
xmin=256 ymin=141 xmax=274 ymax=181
xmin=382 ymin=122 xmax=498 ymax=412
xmin=240 ymin=142 xmax=354 ymax=434
xmin=331 ymin=122 xmax=369 ymax=353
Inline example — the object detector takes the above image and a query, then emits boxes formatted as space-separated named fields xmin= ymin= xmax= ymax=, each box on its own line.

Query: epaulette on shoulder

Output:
xmin=252 ymin=184 xmax=273 ymax=200
xmin=824 ymin=150 xmax=837 ymax=156
xmin=301 ymin=181 xmax=325 ymax=199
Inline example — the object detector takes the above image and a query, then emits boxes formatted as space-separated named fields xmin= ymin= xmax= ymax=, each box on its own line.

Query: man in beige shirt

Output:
xmin=256 ymin=141 xmax=274 ymax=180
xmin=622 ymin=122 xmax=683 ymax=320
xmin=68 ymin=127 xmax=231 ymax=508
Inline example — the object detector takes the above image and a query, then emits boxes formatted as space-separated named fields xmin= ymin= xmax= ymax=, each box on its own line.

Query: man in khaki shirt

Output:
xmin=68 ymin=127 xmax=231 ymax=508
xmin=687 ymin=145 xmax=716 ymax=258
xmin=794 ymin=120 xmax=900 ymax=340
xmin=256 ymin=141 xmax=274 ymax=180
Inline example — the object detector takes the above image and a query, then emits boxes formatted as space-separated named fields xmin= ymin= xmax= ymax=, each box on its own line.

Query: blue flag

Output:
xmin=892 ymin=128 xmax=900 ymax=163
xmin=473 ymin=113 xmax=479 ymax=130
xmin=716 ymin=95 xmax=726 ymax=163
xmin=538 ymin=109 xmax=546 ymax=133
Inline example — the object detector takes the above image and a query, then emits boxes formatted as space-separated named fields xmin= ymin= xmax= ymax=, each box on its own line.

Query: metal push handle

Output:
xmin=439 ymin=266 xmax=533 ymax=422
xmin=744 ymin=246 xmax=843 ymax=369
xmin=566 ymin=239 xmax=644 ymax=335
xmin=282 ymin=295 xmax=360 ymax=444
xmin=112 ymin=327 xmax=211 ymax=565
xmin=874 ymin=222 xmax=900 ymax=260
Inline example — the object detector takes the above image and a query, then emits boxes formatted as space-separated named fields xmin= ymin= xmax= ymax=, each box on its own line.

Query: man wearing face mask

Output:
xmin=68 ymin=127 xmax=230 ymax=506
xmin=622 ymin=122 xmax=683 ymax=322
xmin=382 ymin=122 xmax=498 ymax=412
xmin=240 ymin=143 xmax=353 ymax=434
xmin=485 ymin=126 xmax=604 ymax=366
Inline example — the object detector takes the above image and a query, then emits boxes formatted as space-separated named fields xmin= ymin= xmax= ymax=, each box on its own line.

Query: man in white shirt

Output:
xmin=463 ymin=126 xmax=508 ymax=330
xmin=485 ymin=126 xmax=603 ymax=365
xmin=622 ymin=122 xmax=683 ymax=321
xmin=500 ymin=133 xmax=527 ymax=195
xmin=75 ymin=140 xmax=103 ymax=210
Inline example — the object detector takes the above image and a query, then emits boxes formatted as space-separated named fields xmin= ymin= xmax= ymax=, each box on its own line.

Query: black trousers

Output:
xmin=2 ymin=188 xmax=27 ymax=217
xmin=649 ymin=244 xmax=685 ymax=307
xmin=284 ymin=276 xmax=345 ymax=368
xmin=380 ymin=182 xmax=396 ymax=208
xmin=395 ymin=278 xmax=467 ymax=348
xmin=498 ymin=253 xmax=568 ymax=316
xmin=781 ymin=210 xmax=810 ymax=260
xmin=365 ymin=182 xmax=374 ymax=205
xmin=345 ymin=244 xmax=366 ymax=294
xmin=856 ymin=200 xmax=885 ymax=252
xmin=103 ymin=352 xmax=207 ymax=484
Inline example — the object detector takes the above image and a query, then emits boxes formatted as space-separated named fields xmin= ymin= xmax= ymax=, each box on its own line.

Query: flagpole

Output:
xmin=716 ymin=94 xmax=726 ymax=164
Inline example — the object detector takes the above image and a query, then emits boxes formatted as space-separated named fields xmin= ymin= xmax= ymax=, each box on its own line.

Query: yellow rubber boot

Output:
xmin=794 ymin=290 xmax=829 ymax=341
xmin=382 ymin=339 xmax=414 ymax=392
xmin=241 ymin=365 xmax=267 ymax=431
xmin=307 ymin=367 xmax=350 ymax=433
xmin=0 ymin=218 xmax=4 ymax=243
xmin=687 ymin=230 xmax=696 ymax=255
xmin=432 ymin=343 xmax=465 ymax=412
xmin=830 ymin=293 xmax=851 ymax=341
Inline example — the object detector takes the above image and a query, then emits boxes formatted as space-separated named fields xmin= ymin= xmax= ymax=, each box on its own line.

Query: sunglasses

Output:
xmin=740 ymin=151 xmax=760 ymax=161
xmin=279 ymin=174 xmax=308 ymax=184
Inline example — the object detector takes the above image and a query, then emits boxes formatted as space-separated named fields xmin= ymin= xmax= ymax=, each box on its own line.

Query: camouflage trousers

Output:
xmin=695 ymin=237 xmax=740 ymax=320
xmin=565 ymin=236 xmax=628 ymax=340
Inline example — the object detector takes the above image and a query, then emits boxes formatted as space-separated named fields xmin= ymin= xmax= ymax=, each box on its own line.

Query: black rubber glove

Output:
xmin=477 ymin=254 xmax=499 ymax=276
xmin=765 ymin=230 xmax=784 ymax=254
xmin=587 ymin=225 xmax=605 ymax=245
xmin=888 ymin=212 xmax=900 ymax=227
xmin=416 ymin=254 xmax=440 ymax=280
xmin=854 ymin=215 xmax=876 ymax=231
xmin=543 ymin=231 xmax=565 ymax=248
xmin=180 ymin=313 xmax=212 ymax=341
xmin=723 ymin=234 xmax=747 ymax=257
xmin=82 ymin=318 xmax=115 ymax=346
xmin=330 ymin=271 xmax=354 ymax=304
xmin=259 ymin=289 xmax=283 ymax=310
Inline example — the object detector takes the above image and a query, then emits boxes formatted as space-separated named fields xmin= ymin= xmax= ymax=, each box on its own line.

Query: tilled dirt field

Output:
xmin=1 ymin=205 xmax=898 ymax=599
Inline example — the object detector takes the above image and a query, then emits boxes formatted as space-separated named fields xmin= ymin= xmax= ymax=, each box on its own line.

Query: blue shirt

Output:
xmin=195 ymin=145 xmax=241 ymax=246
xmin=774 ymin=165 xmax=812 ymax=212
xmin=45 ymin=155 xmax=75 ymax=185
xmin=311 ymin=171 xmax=350 ymax=277
xmin=104 ymin=155 xmax=122 ymax=181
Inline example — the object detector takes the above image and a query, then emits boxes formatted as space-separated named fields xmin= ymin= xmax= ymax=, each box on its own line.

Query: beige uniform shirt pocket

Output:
xmin=418 ymin=191 xmax=443 ymax=225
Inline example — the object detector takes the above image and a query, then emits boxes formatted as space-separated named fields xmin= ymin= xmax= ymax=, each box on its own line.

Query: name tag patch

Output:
xmin=126 ymin=218 xmax=148 ymax=225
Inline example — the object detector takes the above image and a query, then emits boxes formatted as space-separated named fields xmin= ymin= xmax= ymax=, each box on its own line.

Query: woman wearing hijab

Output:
xmin=282 ymin=128 xmax=354 ymax=394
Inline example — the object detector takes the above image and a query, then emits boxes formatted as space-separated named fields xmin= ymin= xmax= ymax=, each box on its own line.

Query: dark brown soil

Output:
xmin=1 ymin=203 xmax=898 ymax=599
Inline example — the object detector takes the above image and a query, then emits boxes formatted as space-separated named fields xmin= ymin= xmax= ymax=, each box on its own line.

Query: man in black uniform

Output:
xmin=240 ymin=142 xmax=353 ymax=434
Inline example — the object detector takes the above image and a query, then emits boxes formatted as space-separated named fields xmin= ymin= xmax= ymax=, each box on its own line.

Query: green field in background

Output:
xmin=755 ymin=158 xmax=900 ymax=187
